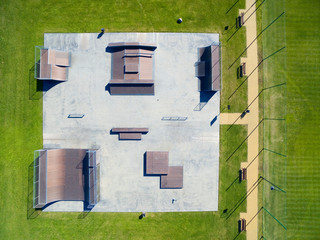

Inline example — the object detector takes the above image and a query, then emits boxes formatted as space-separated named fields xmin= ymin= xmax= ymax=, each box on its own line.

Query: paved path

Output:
xmin=240 ymin=1 xmax=260 ymax=239
xmin=220 ymin=1 xmax=260 ymax=239
xmin=220 ymin=113 xmax=248 ymax=125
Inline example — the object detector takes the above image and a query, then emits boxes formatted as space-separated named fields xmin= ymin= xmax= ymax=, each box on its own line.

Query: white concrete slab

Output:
xmin=42 ymin=33 xmax=220 ymax=212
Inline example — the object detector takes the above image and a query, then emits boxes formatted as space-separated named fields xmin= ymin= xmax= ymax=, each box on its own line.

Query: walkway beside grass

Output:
xmin=239 ymin=0 xmax=260 ymax=239
xmin=220 ymin=113 xmax=248 ymax=125
xmin=220 ymin=0 xmax=260 ymax=239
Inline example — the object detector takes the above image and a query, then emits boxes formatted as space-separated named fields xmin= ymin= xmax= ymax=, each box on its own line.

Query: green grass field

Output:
xmin=2 ymin=0 xmax=318 ymax=239
xmin=286 ymin=1 xmax=320 ymax=239
xmin=0 ymin=0 xmax=248 ymax=239
xmin=258 ymin=0 xmax=320 ymax=239
xmin=258 ymin=0 xmax=287 ymax=239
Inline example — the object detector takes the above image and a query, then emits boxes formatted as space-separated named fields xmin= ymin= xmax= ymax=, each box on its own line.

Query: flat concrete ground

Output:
xmin=42 ymin=33 xmax=220 ymax=212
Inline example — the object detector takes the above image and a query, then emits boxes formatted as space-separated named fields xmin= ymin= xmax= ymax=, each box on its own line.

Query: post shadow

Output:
xmin=27 ymin=161 xmax=41 ymax=219
xmin=232 ymin=231 xmax=241 ymax=240
xmin=263 ymin=207 xmax=287 ymax=230
xmin=226 ymin=81 xmax=286 ymax=132
xmin=228 ymin=46 xmax=286 ymax=100
xmin=245 ymin=206 xmax=263 ymax=228
xmin=243 ymin=0 xmax=260 ymax=16
xmin=228 ymin=11 xmax=286 ymax=69
xmin=225 ymin=175 xmax=240 ymax=191
xmin=244 ymin=0 xmax=266 ymax=24
xmin=261 ymin=176 xmax=286 ymax=193
xmin=240 ymin=0 xmax=266 ymax=29
xmin=227 ymin=24 xmax=242 ymax=42
xmin=225 ymin=0 xmax=240 ymax=14
xmin=226 ymin=119 xmax=263 ymax=162
xmin=226 ymin=177 xmax=262 ymax=220
xmin=264 ymin=148 xmax=286 ymax=157
xmin=246 ymin=148 xmax=264 ymax=169
xmin=263 ymin=82 xmax=286 ymax=91
xmin=226 ymin=86 xmax=265 ymax=132
xmin=264 ymin=118 xmax=286 ymax=121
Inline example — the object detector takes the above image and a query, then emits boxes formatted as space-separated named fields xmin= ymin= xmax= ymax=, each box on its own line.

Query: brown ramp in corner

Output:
xmin=46 ymin=149 xmax=87 ymax=202
xmin=160 ymin=166 xmax=183 ymax=189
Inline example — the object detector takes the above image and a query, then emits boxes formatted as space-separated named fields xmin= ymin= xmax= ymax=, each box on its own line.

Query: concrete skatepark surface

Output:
xmin=42 ymin=33 xmax=220 ymax=212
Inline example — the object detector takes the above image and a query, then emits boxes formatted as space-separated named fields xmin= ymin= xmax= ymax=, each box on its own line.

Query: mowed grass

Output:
xmin=258 ymin=0 xmax=287 ymax=239
xmin=0 ymin=0 xmax=248 ymax=239
xmin=285 ymin=1 xmax=320 ymax=239
xmin=258 ymin=0 xmax=320 ymax=239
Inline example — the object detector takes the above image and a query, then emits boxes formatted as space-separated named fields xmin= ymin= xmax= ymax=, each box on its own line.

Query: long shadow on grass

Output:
xmin=228 ymin=46 xmax=286 ymax=100
xmin=226 ymin=177 xmax=262 ymax=220
xmin=225 ymin=0 xmax=240 ymax=14
xmin=78 ymin=211 xmax=90 ymax=219
xmin=232 ymin=206 xmax=264 ymax=240
xmin=27 ymin=161 xmax=41 ymax=219
xmin=264 ymin=148 xmax=286 ymax=157
xmin=226 ymin=81 xmax=286 ymax=132
xmin=228 ymin=12 xmax=285 ymax=69
xmin=29 ymin=66 xmax=43 ymax=100
xmin=227 ymin=0 xmax=267 ymax=43
xmin=225 ymin=119 xmax=263 ymax=162
xmin=225 ymin=174 xmax=240 ymax=191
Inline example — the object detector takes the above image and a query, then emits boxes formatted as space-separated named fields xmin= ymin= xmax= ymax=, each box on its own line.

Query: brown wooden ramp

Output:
xmin=33 ymin=149 xmax=98 ymax=209
xmin=107 ymin=42 xmax=157 ymax=95
xmin=145 ymin=151 xmax=169 ymax=175
xmin=160 ymin=166 xmax=183 ymax=189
